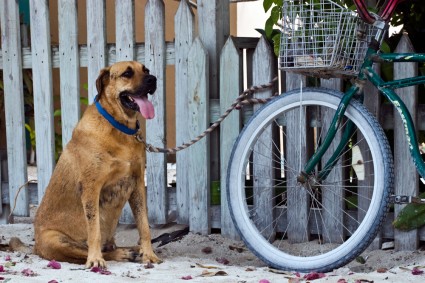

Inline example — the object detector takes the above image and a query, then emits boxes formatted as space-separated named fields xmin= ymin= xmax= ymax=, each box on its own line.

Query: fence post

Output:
xmin=187 ymin=38 xmax=210 ymax=235
xmin=198 ymin=0 xmax=230 ymax=191
xmin=0 ymin=0 xmax=29 ymax=217
xmin=30 ymin=0 xmax=56 ymax=200
xmin=145 ymin=0 xmax=168 ymax=225
xmin=285 ymin=71 xmax=307 ymax=242
xmin=220 ymin=36 xmax=242 ymax=239
xmin=251 ymin=36 xmax=277 ymax=240
xmin=320 ymin=78 xmax=344 ymax=242
xmin=394 ymin=33 xmax=419 ymax=251
xmin=175 ymin=0 xmax=195 ymax=225
xmin=116 ymin=0 xmax=136 ymax=224
xmin=58 ymin=0 xmax=81 ymax=148
xmin=86 ymin=0 xmax=106 ymax=102
xmin=116 ymin=0 xmax=135 ymax=61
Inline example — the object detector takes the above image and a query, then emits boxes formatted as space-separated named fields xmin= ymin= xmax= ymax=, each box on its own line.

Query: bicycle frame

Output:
xmin=303 ymin=26 xmax=425 ymax=180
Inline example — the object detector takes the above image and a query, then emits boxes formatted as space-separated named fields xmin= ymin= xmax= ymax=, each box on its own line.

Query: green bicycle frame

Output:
xmin=304 ymin=41 xmax=425 ymax=180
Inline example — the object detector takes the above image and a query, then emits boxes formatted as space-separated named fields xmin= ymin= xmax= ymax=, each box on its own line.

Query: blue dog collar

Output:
xmin=94 ymin=95 xmax=139 ymax=135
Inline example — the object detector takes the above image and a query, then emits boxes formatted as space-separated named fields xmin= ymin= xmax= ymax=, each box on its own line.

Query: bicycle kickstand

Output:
xmin=390 ymin=195 xmax=425 ymax=204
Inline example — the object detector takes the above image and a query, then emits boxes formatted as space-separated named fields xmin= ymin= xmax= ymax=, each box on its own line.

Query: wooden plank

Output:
xmin=30 ymin=0 xmax=56 ymax=199
xmin=0 ymin=0 xmax=29 ymax=217
xmin=252 ymin=37 xmax=277 ymax=241
xmin=86 ymin=0 xmax=106 ymax=102
xmin=285 ymin=71 xmax=308 ymax=242
xmin=320 ymin=78 xmax=344 ymax=243
xmin=145 ymin=0 xmax=168 ymax=224
xmin=174 ymin=0 xmax=194 ymax=225
xmin=393 ymin=34 xmax=419 ymax=251
xmin=115 ymin=0 xmax=135 ymax=61
xmin=0 ymin=155 xmax=2 ymax=216
xmin=219 ymin=37 xmax=242 ymax=239
xmin=187 ymin=37 xmax=210 ymax=235
xmin=115 ymin=0 xmax=136 ymax=225
xmin=58 ymin=0 xmax=80 ymax=147
xmin=197 ymin=0 xmax=230 ymax=186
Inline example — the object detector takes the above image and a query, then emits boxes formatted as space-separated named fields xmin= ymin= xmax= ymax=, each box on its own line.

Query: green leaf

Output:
xmin=263 ymin=0 xmax=275 ymax=12
xmin=53 ymin=109 xmax=62 ymax=117
xmin=393 ymin=192 xmax=425 ymax=231
xmin=272 ymin=32 xmax=281 ymax=56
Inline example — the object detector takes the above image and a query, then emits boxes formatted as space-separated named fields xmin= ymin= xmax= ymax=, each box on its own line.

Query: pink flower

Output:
xmin=21 ymin=268 xmax=36 ymax=276
xmin=4 ymin=255 xmax=11 ymax=261
xmin=0 ymin=265 xmax=4 ymax=272
xmin=303 ymin=272 xmax=326 ymax=280
xmin=90 ymin=267 xmax=112 ymax=275
xmin=47 ymin=260 xmax=61 ymax=269
xmin=412 ymin=267 xmax=424 ymax=275
xmin=259 ymin=280 xmax=270 ymax=283
xmin=181 ymin=275 xmax=193 ymax=280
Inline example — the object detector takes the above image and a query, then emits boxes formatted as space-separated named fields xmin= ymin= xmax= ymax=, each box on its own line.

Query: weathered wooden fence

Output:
xmin=0 ymin=0 xmax=424 ymax=250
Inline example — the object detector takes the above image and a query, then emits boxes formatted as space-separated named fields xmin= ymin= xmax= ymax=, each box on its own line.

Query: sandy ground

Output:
xmin=1 ymin=222 xmax=425 ymax=283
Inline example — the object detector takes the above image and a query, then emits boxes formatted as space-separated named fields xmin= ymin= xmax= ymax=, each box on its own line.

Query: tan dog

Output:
xmin=33 ymin=61 xmax=160 ymax=268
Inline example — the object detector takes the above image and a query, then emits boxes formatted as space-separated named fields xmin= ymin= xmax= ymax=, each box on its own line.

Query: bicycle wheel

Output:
xmin=227 ymin=88 xmax=394 ymax=272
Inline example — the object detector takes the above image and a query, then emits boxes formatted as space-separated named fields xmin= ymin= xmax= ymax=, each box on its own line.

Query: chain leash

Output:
xmin=134 ymin=76 xmax=279 ymax=154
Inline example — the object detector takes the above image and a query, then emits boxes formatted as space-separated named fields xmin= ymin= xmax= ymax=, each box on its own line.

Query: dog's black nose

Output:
xmin=144 ymin=75 xmax=157 ymax=86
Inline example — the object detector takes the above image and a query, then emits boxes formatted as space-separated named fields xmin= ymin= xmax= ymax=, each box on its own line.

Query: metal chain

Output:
xmin=134 ymin=76 xmax=279 ymax=154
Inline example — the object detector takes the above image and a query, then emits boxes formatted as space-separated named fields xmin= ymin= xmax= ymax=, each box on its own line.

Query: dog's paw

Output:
xmin=140 ymin=250 xmax=162 ymax=264
xmin=85 ymin=256 xmax=107 ymax=269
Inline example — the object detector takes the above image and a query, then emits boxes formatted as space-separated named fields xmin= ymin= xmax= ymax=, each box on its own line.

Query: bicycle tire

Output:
xmin=227 ymin=88 xmax=394 ymax=272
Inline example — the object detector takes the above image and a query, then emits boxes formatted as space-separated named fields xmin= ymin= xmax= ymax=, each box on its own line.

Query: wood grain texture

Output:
xmin=58 ymin=0 xmax=80 ymax=147
xmin=219 ymin=37 xmax=241 ymax=239
xmin=175 ymin=0 xmax=195 ymax=225
xmin=30 ymin=0 xmax=56 ymax=199
xmin=393 ymin=34 xmax=419 ymax=251
xmin=145 ymin=0 xmax=168 ymax=224
xmin=0 ymin=0 xmax=29 ymax=216
xmin=187 ymin=37 xmax=210 ymax=235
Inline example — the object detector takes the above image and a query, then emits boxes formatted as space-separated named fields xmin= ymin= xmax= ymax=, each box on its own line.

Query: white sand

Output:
xmin=1 ymin=223 xmax=425 ymax=283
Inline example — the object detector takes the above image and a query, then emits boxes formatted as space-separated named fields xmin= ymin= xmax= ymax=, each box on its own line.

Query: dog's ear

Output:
xmin=95 ymin=67 xmax=111 ymax=99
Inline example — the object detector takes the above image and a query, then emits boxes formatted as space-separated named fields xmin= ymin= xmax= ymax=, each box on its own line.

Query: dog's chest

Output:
xmin=99 ymin=176 xmax=137 ymax=208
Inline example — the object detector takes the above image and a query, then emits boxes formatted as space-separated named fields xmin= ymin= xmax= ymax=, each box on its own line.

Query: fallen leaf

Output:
xmin=181 ymin=275 xmax=193 ymax=280
xmin=200 ymin=270 xmax=228 ymax=277
xmin=303 ymin=272 xmax=326 ymax=280
xmin=228 ymin=245 xmax=245 ymax=253
xmin=356 ymin=256 xmax=366 ymax=264
xmin=376 ymin=267 xmax=387 ymax=273
xmin=215 ymin=257 xmax=230 ymax=265
xmin=196 ymin=263 xmax=218 ymax=269
xmin=288 ymin=278 xmax=301 ymax=283
xmin=201 ymin=247 xmax=212 ymax=254
xmin=47 ymin=260 xmax=61 ymax=269
xmin=245 ymin=267 xmax=255 ymax=271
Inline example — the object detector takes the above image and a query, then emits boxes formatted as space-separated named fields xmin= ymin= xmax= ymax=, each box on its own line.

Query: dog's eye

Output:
xmin=143 ymin=66 xmax=150 ymax=74
xmin=121 ymin=69 xmax=134 ymax=78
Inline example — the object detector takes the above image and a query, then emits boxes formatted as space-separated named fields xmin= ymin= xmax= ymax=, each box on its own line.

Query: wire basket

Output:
xmin=279 ymin=0 xmax=379 ymax=78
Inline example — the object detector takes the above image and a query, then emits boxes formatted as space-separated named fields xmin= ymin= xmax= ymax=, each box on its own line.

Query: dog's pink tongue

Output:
xmin=134 ymin=96 xmax=155 ymax=119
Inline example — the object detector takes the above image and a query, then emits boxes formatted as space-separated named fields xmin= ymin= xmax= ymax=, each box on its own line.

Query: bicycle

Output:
xmin=226 ymin=0 xmax=425 ymax=272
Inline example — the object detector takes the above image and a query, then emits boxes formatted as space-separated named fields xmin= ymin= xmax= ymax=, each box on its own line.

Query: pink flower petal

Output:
xmin=4 ymin=255 xmax=11 ymax=261
xmin=90 ymin=267 xmax=111 ymax=275
xmin=21 ymin=268 xmax=36 ymax=277
xmin=259 ymin=280 xmax=270 ymax=283
xmin=412 ymin=267 xmax=424 ymax=275
xmin=47 ymin=260 xmax=61 ymax=269
xmin=0 ymin=265 xmax=4 ymax=272
xmin=303 ymin=272 xmax=326 ymax=280
xmin=181 ymin=275 xmax=193 ymax=280
xmin=48 ymin=280 xmax=59 ymax=283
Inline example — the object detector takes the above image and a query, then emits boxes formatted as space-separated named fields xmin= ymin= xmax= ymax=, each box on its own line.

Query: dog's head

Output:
xmin=96 ymin=61 xmax=156 ymax=119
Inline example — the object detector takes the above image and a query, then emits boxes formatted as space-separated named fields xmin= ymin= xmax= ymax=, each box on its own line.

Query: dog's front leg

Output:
xmin=81 ymin=184 xmax=106 ymax=268
xmin=129 ymin=178 xmax=161 ymax=264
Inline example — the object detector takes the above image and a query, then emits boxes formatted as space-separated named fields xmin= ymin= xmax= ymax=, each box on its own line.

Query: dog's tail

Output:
xmin=8 ymin=237 xmax=32 ymax=254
